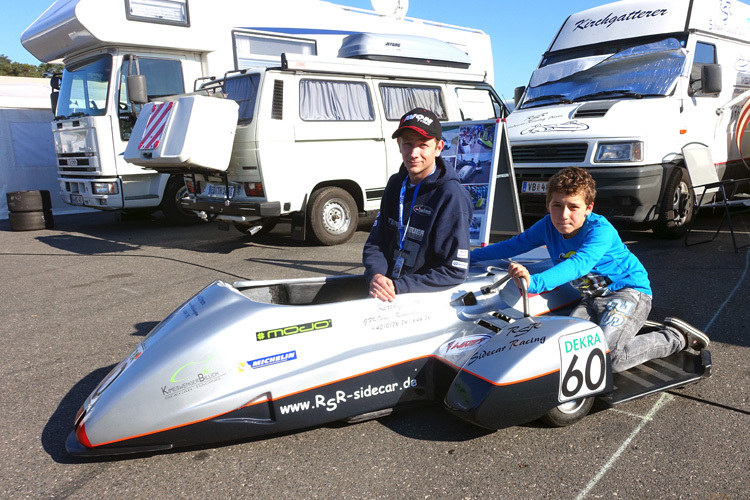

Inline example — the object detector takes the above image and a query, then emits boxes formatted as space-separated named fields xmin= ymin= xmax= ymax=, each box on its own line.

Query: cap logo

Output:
xmin=404 ymin=113 xmax=434 ymax=126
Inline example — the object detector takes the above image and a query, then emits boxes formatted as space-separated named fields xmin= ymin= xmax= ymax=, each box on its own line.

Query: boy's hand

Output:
xmin=508 ymin=262 xmax=531 ymax=291
xmin=370 ymin=274 xmax=397 ymax=302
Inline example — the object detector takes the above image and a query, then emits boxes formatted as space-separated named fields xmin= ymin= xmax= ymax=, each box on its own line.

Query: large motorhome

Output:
xmin=21 ymin=0 xmax=495 ymax=223
xmin=123 ymin=35 xmax=507 ymax=245
xmin=508 ymin=0 xmax=750 ymax=237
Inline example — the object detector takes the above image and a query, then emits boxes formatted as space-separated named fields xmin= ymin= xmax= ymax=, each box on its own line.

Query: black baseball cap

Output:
xmin=392 ymin=108 xmax=442 ymax=139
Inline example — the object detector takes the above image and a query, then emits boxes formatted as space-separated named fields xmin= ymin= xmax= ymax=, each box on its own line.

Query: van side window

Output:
xmin=691 ymin=42 xmax=717 ymax=97
xmin=300 ymin=80 xmax=373 ymax=121
xmin=118 ymin=58 xmax=184 ymax=140
xmin=456 ymin=87 xmax=507 ymax=120
xmin=224 ymin=74 xmax=261 ymax=124
xmin=380 ymin=85 xmax=447 ymax=120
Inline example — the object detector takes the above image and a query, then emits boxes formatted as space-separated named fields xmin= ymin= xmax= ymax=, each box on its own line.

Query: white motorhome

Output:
xmin=20 ymin=0 xmax=495 ymax=223
xmin=124 ymin=35 xmax=507 ymax=245
xmin=507 ymin=0 xmax=750 ymax=237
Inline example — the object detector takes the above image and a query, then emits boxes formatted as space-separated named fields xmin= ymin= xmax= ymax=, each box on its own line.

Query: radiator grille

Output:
xmin=512 ymin=143 xmax=588 ymax=163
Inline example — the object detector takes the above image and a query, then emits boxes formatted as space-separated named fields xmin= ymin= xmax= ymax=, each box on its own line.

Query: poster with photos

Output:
xmin=441 ymin=120 xmax=501 ymax=247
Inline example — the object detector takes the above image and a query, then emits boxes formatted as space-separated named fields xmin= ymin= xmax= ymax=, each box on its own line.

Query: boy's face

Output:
xmin=397 ymin=129 xmax=444 ymax=184
xmin=547 ymin=191 xmax=593 ymax=239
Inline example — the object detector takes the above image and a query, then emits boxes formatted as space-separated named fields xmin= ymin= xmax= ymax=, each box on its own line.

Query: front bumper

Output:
xmin=515 ymin=164 xmax=668 ymax=224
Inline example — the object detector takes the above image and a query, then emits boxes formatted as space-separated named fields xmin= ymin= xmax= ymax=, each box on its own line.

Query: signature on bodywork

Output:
xmin=520 ymin=120 xmax=590 ymax=135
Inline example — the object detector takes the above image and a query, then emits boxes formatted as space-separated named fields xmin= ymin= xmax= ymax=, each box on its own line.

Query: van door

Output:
xmin=684 ymin=40 xmax=724 ymax=164
xmin=292 ymin=77 xmax=388 ymax=211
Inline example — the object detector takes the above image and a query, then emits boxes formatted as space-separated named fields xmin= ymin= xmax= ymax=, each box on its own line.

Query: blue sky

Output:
xmin=2 ymin=0 xmax=606 ymax=99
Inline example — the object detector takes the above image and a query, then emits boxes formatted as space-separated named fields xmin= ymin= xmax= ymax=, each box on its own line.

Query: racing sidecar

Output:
xmin=66 ymin=255 xmax=711 ymax=457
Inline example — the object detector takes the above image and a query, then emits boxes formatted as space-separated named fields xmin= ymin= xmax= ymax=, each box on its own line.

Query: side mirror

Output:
xmin=514 ymin=86 xmax=525 ymax=107
xmin=50 ymin=74 xmax=62 ymax=91
xmin=702 ymin=64 xmax=722 ymax=94
xmin=127 ymin=74 xmax=148 ymax=105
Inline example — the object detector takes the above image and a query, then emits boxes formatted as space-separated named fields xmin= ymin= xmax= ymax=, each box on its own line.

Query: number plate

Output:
xmin=558 ymin=329 xmax=607 ymax=402
xmin=70 ymin=194 xmax=84 ymax=206
xmin=521 ymin=181 xmax=547 ymax=194
xmin=205 ymin=184 xmax=234 ymax=198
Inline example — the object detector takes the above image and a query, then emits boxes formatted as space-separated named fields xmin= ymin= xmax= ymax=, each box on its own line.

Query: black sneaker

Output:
xmin=665 ymin=317 xmax=710 ymax=350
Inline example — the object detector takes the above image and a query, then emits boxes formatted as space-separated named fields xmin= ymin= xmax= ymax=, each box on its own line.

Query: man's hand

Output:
xmin=508 ymin=262 xmax=531 ymax=291
xmin=370 ymin=274 xmax=397 ymax=302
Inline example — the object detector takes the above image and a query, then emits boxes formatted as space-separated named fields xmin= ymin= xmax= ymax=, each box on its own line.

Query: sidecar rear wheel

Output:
xmin=538 ymin=397 xmax=594 ymax=427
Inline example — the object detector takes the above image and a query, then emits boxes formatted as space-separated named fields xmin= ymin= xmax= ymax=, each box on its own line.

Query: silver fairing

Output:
xmin=72 ymin=261 xmax=581 ymax=454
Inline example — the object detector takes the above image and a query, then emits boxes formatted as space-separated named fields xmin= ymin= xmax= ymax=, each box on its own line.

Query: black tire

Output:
xmin=307 ymin=187 xmax=358 ymax=246
xmin=9 ymin=210 xmax=54 ymax=231
xmin=653 ymin=167 xmax=692 ymax=239
xmin=538 ymin=397 xmax=594 ymax=427
xmin=7 ymin=190 xmax=52 ymax=212
xmin=232 ymin=218 xmax=278 ymax=236
xmin=160 ymin=175 xmax=199 ymax=225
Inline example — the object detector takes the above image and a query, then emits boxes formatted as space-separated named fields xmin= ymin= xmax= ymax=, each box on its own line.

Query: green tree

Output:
xmin=0 ymin=54 xmax=62 ymax=78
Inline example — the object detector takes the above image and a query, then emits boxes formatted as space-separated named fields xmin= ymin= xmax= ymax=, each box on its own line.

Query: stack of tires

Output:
xmin=7 ymin=190 xmax=54 ymax=231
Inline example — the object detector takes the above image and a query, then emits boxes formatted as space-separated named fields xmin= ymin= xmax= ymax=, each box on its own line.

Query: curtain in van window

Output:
xmin=224 ymin=74 xmax=261 ymax=124
xmin=380 ymin=86 xmax=446 ymax=120
xmin=300 ymin=80 xmax=373 ymax=121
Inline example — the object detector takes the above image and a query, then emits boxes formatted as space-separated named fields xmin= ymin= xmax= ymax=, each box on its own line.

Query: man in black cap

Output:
xmin=363 ymin=108 xmax=473 ymax=302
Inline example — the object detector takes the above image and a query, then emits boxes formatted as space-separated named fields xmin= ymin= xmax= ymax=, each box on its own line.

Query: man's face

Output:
xmin=547 ymin=191 xmax=593 ymax=238
xmin=397 ymin=129 xmax=444 ymax=183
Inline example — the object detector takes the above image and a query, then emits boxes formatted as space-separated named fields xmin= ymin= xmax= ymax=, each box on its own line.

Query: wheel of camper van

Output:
xmin=161 ymin=175 xmax=199 ymax=225
xmin=9 ymin=210 xmax=54 ymax=231
xmin=233 ymin=218 xmax=278 ymax=236
xmin=538 ymin=397 xmax=594 ymax=427
xmin=307 ymin=187 xmax=358 ymax=246
xmin=653 ymin=167 xmax=692 ymax=239
xmin=6 ymin=190 xmax=52 ymax=213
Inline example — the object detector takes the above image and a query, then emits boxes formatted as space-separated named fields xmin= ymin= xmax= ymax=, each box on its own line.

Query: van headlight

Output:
xmin=92 ymin=182 xmax=119 ymax=195
xmin=595 ymin=142 xmax=643 ymax=162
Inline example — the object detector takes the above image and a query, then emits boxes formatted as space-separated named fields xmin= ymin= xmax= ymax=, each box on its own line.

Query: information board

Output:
xmin=441 ymin=119 xmax=523 ymax=247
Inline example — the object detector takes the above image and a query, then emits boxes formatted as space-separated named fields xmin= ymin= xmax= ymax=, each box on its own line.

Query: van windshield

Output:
xmin=520 ymin=38 xmax=687 ymax=109
xmin=57 ymin=54 xmax=111 ymax=118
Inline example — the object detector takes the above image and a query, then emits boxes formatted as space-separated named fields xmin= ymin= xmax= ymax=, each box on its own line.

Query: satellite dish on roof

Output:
xmin=370 ymin=0 xmax=408 ymax=19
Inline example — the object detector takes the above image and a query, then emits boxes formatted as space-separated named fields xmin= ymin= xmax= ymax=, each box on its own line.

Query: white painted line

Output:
xmin=574 ymin=392 xmax=673 ymax=500
xmin=576 ymin=248 xmax=748 ymax=499
xmin=703 ymin=248 xmax=750 ymax=333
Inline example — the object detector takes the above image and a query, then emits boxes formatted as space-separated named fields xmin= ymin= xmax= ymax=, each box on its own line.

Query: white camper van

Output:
xmin=21 ymin=0 xmax=495 ymax=224
xmin=124 ymin=35 xmax=507 ymax=245
xmin=508 ymin=0 xmax=750 ymax=237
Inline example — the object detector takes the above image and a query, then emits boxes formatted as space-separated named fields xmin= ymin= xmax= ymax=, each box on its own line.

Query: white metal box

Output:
xmin=124 ymin=95 xmax=238 ymax=172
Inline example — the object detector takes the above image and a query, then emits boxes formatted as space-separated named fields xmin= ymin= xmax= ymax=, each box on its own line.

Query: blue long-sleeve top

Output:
xmin=470 ymin=213 xmax=651 ymax=297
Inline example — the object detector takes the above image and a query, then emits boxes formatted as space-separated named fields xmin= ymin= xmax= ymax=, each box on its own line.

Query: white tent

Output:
xmin=0 ymin=76 xmax=93 ymax=219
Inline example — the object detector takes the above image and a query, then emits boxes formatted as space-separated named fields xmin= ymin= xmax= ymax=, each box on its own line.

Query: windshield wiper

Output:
xmin=521 ymin=94 xmax=573 ymax=108
xmin=573 ymin=89 xmax=644 ymax=102
xmin=67 ymin=111 xmax=87 ymax=119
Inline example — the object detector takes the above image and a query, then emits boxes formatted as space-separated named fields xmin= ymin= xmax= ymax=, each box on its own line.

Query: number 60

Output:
xmin=561 ymin=348 xmax=605 ymax=398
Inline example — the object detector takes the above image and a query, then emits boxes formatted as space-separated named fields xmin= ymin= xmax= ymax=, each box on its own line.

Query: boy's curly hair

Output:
xmin=546 ymin=167 xmax=596 ymax=206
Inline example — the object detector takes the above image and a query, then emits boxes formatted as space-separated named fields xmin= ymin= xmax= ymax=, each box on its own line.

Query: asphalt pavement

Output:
xmin=0 ymin=209 xmax=748 ymax=499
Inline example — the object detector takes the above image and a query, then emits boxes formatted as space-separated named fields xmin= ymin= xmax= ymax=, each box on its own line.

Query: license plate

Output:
xmin=206 ymin=184 xmax=234 ymax=198
xmin=70 ymin=194 xmax=84 ymax=206
xmin=521 ymin=181 xmax=547 ymax=194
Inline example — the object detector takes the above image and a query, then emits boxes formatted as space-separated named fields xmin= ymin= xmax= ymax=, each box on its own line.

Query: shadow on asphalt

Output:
xmin=42 ymin=364 xmax=116 ymax=464
xmin=0 ymin=211 xmax=377 ymax=255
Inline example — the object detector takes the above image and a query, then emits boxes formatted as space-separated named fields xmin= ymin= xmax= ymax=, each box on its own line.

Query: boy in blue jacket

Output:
xmin=471 ymin=167 xmax=709 ymax=372
xmin=363 ymin=108 xmax=473 ymax=302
